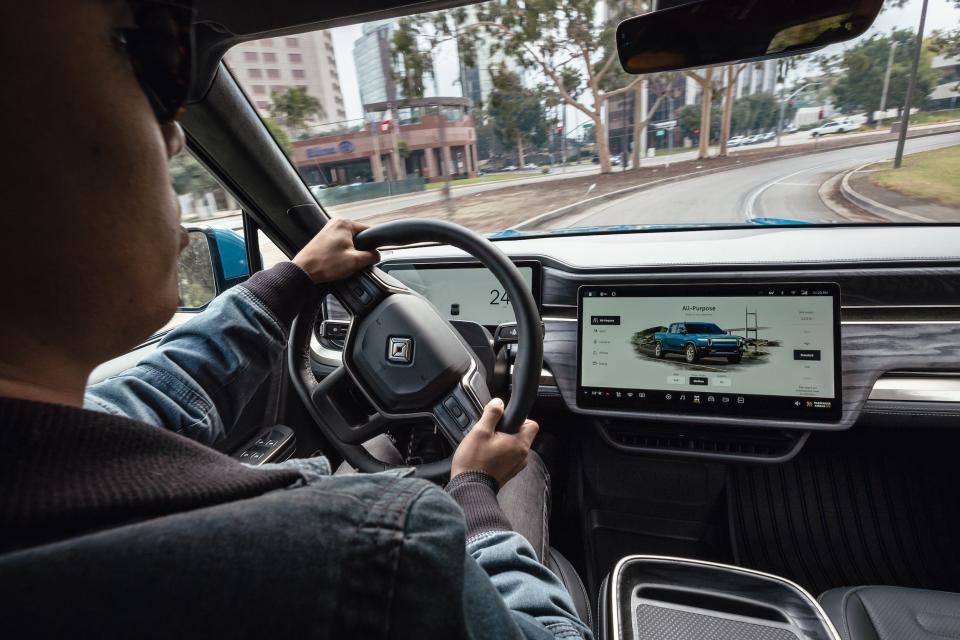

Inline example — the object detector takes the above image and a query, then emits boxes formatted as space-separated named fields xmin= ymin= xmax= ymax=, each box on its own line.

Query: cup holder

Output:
xmin=604 ymin=556 xmax=840 ymax=640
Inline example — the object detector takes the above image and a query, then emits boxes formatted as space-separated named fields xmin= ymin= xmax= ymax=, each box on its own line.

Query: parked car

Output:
xmin=727 ymin=135 xmax=746 ymax=147
xmin=653 ymin=322 xmax=744 ymax=364
xmin=523 ymin=162 xmax=538 ymax=170
xmin=810 ymin=119 xmax=856 ymax=137
xmin=761 ymin=131 xmax=776 ymax=141
xmin=502 ymin=164 xmax=517 ymax=171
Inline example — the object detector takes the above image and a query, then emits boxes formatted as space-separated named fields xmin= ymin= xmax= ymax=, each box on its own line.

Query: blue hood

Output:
xmin=488 ymin=218 xmax=810 ymax=239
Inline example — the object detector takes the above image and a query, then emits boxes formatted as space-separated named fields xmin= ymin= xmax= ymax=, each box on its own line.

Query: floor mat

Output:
xmin=728 ymin=431 xmax=960 ymax=596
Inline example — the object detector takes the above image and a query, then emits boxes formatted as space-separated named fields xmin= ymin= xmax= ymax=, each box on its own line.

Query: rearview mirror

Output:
xmin=616 ymin=0 xmax=883 ymax=74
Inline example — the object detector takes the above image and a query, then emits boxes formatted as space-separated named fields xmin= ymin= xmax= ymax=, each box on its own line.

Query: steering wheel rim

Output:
xmin=287 ymin=219 xmax=543 ymax=481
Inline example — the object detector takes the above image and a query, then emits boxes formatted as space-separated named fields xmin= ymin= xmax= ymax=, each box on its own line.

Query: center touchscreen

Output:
xmin=577 ymin=283 xmax=841 ymax=421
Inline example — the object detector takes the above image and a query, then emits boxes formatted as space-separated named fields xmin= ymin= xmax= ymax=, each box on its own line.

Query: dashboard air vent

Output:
xmin=602 ymin=423 xmax=806 ymax=462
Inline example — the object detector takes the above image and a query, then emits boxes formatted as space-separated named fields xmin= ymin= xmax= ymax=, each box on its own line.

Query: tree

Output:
xmin=685 ymin=68 xmax=716 ymax=158
xmin=270 ymin=87 xmax=324 ymax=137
xmin=718 ymin=64 xmax=747 ymax=156
xmin=487 ymin=67 xmax=550 ymax=165
xmin=829 ymin=30 xmax=941 ymax=120
xmin=597 ymin=1 xmax=679 ymax=169
xmin=730 ymin=93 xmax=791 ymax=134
xmin=391 ymin=6 xmax=485 ymax=100
xmin=931 ymin=0 xmax=960 ymax=68
xmin=264 ymin=117 xmax=293 ymax=158
xmin=678 ymin=102 xmax=721 ymax=144
xmin=169 ymin=153 xmax=220 ymax=196
xmin=474 ymin=115 xmax=499 ymax=159
xmin=479 ymin=0 xmax=662 ymax=173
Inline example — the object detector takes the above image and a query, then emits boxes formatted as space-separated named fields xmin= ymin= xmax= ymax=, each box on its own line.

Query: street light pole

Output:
xmin=666 ymin=94 xmax=674 ymax=169
xmin=894 ymin=0 xmax=929 ymax=169
xmin=776 ymin=82 xmax=820 ymax=147
xmin=877 ymin=40 xmax=899 ymax=129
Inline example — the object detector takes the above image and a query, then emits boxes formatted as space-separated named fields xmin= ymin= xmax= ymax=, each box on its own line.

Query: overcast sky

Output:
xmin=329 ymin=0 xmax=959 ymax=125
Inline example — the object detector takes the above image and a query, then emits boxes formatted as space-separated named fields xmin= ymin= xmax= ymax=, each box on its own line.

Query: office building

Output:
xmin=226 ymin=32 xmax=347 ymax=126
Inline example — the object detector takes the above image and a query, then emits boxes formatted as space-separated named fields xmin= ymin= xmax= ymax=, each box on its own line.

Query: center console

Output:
xmin=600 ymin=556 xmax=840 ymax=640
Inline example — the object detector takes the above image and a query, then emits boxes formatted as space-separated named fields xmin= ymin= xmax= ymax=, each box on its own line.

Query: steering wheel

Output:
xmin=288 ymin=219 xmax=543 ymax=481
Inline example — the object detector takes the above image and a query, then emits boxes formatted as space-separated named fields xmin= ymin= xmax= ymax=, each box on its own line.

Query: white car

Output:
xmin=523 ymin=162 xmax=538 ymax=169
xmin=810 ymin=119 xmax=856 ymax=137
xmin=502 ymin=165 xmax=517 ymax=171
xmin=727 ymin=135 xmax=746 ymax=147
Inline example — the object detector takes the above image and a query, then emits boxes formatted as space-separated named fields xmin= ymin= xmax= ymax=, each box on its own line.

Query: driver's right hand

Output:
xmin=451 ymin=398 xmax=539 ymax=487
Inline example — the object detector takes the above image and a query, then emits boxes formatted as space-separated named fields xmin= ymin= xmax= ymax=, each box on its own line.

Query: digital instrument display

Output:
xmin=381 ymin=262 xmax=540 ymax=326
xmin=577 ymin=283 xmax=841 ymax=421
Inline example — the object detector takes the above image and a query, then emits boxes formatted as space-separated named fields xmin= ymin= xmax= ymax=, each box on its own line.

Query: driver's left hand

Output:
xmin=292 ymin=219 xmax=381 ymax=283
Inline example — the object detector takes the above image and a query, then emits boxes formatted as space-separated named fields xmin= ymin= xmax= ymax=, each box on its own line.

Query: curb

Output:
xmin=840 ymin=161 xmax=935 ymax=223
xmin=817 ymin=170 xmax=879 ymax=222
xmin=511 ymin=125 xmax=960 ymax=230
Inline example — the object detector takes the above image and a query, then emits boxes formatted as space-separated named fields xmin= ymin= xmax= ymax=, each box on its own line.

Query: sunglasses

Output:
xmin=115 ymin=1 xmax=196 ymax=123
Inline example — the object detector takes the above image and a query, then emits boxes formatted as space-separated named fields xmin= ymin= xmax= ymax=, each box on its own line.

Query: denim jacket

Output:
xmin=84 ymin=263 xmax=592 ymax=640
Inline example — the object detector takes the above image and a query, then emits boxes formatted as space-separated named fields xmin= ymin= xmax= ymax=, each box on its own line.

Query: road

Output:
xmin=557 ymin=132 xmax=960 ymax=227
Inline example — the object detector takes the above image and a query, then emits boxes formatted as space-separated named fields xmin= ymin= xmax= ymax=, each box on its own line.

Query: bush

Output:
xmin=541 ymin=166 xmax=550 ymax=174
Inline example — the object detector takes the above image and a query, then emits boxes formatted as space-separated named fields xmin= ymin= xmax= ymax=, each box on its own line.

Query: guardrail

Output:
xmin=311 ymin=177 xmax=427 ymax=206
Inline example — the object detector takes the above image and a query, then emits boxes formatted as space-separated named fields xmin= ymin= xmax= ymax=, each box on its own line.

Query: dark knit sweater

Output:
xmin=0 ymin=397 xmax=302 ymax=553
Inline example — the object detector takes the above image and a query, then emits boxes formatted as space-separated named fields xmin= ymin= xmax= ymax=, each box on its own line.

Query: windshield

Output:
xmin=685 ymin=324 xmax=726 ymax=335
xmin=222 ymin=0 xmax=960 ymax=238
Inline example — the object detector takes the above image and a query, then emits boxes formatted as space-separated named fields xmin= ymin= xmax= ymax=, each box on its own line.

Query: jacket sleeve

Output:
xmin=84 ymin=262 xmax=314 ymax=445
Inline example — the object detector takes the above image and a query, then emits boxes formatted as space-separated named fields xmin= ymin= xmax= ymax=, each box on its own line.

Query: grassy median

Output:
xmin=869 ymin=145 xmax=960 ymax=208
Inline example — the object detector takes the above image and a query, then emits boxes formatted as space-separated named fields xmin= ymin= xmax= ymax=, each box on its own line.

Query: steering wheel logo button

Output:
xmin=387 ymin=336 xmax=413 ymax=364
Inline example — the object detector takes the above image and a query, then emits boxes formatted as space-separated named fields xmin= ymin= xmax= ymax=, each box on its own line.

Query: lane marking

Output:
xmin=741 ymin=156 xmax=868 ymax=220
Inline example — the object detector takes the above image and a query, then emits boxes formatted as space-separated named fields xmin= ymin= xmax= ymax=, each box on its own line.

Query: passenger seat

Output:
xmin=820 ymin=585 xmax=960 ymax=640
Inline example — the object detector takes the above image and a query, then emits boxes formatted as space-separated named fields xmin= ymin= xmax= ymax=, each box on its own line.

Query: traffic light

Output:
xmin=693 ymin=129 xmax=700 ymax=135
xmin=556 ymin=125 xmax=563 ymax=133
xmin=380 ymin=119 xmax=392 ymax=132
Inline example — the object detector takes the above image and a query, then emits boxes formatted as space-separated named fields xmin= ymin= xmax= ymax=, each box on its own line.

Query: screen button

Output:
xmin=794 ymin=349 xmax=822 ymax=361
xmin=667 ymin=373 xmax=685 ymax=385
xmin=590 ymin=315 xmax=621 ymax=325
xmin=713 ymin=376 xmax=732 ymax=387
xmin=737 ymin=396 xmax=745 ymax=404
xmin=689 ymin=376 xmax=709 ymax=386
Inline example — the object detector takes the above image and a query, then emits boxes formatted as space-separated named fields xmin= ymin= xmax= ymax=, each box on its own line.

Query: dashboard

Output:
xmin=380 ymin=261 xmax=541 ymax=325
xmin=316 ymin=225 xmax=960 ymax=461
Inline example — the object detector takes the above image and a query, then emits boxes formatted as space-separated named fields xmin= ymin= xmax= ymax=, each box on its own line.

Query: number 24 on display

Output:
xmin=489 ymin=289 xmax=510 ymax=305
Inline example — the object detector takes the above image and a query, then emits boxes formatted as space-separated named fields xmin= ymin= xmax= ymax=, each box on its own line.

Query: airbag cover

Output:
xmin=349 ymin=294 xmax=472 ymax=412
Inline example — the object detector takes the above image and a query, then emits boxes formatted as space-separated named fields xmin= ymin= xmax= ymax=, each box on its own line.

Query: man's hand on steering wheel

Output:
xmin=292 ymin=219 xmax=381 ymax=283
xmin=452 ymin=398 xmax=540 ymax=487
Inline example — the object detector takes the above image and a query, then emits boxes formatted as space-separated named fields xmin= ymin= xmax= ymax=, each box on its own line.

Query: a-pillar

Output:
xmin=370 ymin=153 xmax=384 ymax=182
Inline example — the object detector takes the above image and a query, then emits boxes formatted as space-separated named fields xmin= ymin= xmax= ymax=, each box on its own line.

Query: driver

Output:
xmin=0 ymin=1 xmax=591 ymax=639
